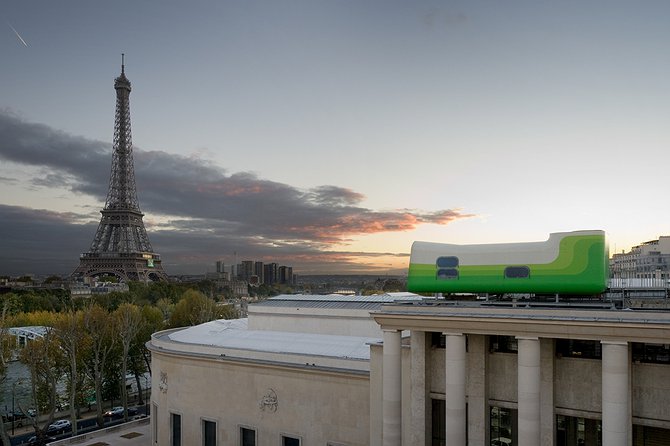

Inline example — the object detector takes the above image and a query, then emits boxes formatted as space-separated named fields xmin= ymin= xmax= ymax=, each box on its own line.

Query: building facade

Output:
xmin=371 ymin=302 xmax=670 ymax=446
xmin=149 ymin=295 xmax=670 ymax=446
xmin=148 ymin=294 xmax=423 ymax=446
xmin=610 ymin=236 xmax=670 ymax=281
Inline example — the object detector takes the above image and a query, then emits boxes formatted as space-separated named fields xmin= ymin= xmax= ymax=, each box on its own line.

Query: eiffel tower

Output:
xmin=72 ymin=56 xmax=167 ymax=283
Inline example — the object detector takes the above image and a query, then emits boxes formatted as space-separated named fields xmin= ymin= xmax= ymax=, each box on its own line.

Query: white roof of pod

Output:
xmin=411 ymin=230 xmax=605 ymax=266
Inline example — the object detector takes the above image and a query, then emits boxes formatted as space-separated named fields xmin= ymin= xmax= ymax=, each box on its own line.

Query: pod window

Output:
xmin=504 ymin=266 xmax=530 ymax=279
xmin=436 ymin=256 xmax=459 ymax=268
xmin=437 ymin=268 xmax=459 ymax=279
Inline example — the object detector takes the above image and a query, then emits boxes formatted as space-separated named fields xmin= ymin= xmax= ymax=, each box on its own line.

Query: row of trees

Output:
xmin=0 ymin=283 xmax=239 ymax=445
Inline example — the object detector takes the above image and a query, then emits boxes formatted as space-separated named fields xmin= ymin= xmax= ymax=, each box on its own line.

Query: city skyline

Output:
xmin=2 ymin=1 xmax=670 ymax=276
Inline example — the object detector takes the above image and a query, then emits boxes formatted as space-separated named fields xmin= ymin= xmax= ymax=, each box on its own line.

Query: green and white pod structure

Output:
xmin=407 ymin=230 xmax=608 ymax=295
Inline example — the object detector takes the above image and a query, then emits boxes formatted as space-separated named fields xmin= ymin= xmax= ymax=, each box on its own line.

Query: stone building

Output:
xmin=148 ymin=293 xmax=423 ymax=446
xmin=610 ymin=236 xmax=670 ymax=281
xmin=371 ymin=301 xmax=670 ymax=446
xmin=149 ymin=296 xmax=670 ymax=446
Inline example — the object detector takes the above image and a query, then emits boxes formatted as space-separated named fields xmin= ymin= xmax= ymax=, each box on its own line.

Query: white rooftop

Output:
xmin=268 ymin=292 xmax=423 ymax=302
xmin=8 ymin=326 xmax=49 ymax=339
xmin=168 ymin=318 xmax=378 ymax=360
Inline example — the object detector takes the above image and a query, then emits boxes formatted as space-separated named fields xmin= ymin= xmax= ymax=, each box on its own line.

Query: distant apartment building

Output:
xmin=69 ymin=281 xmax=130 ymax=296
xmin=211 ymin=260 xmax=292 ymax=289
xmin=240 ymin=260 xmax=255 ymax=280
xmin=278 ymin=266 xmax=293 ymax=285
xmin=610 ymin=236 xmax=670 ymax=280
xmin=234 ymin=261 xmax=295 ymax=285
xmin=264 ymin=263 xmax=278 ymax=285
xmin=254 ymin=261 xmax=264 ymax=284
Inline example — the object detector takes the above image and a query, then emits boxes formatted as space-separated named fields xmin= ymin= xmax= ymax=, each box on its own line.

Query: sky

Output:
xmin=1 ymin=1 xmax=669 ymax=277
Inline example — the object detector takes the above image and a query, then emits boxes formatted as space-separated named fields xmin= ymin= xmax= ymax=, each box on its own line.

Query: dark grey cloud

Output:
xmin=0 ymin=110 xmax=474 ymax=275
xmin=0 ymin=204 xmax=95 ymax=276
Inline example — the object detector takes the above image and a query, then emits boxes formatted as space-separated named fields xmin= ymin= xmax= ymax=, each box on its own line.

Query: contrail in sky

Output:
xmin=7 ymin=22 xmax=29 ymax=47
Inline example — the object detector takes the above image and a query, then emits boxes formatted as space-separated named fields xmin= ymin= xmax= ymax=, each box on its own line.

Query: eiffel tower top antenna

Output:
xmin=121 ymin=53 xmax=125 ymax=74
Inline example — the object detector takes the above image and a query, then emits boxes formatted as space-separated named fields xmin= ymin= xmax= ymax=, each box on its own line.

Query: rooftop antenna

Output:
xmin=121 ymin=53 xmax=125 ymax=74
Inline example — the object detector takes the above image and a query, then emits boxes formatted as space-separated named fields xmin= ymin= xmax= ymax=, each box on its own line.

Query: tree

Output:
xmin=19 ymin=327 xmax=65 ymax=440
xmin=155 ymin=298 xmax=174 ymax=323
xmin=92 ymin=291 xmax=133 ymax=312
xmin=137 ymin=306 xmax=164 ymax=375
xmin=54 ymin=310 xmax=88 ymax=436
xmin=82 ymin=304 xmax=117 ymax=427
xmin=169 ymin=290 xmax=217 ymax=328
xmin=114 ymin=303 xmax=143 ymax=421
xmin=0 ymin=297 xmax=16 ymax=446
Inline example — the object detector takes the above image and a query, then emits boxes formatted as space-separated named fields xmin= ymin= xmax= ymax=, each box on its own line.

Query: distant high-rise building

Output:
xmin=264 ymin=263 xmax=278 ymax=285
xmin=72 ymin=57 xmax=167 ymax=283
xmin=279 ymin=266 xmax=293 ymax=285
xmin=254 ymin=261 xmax=264 ymax=284
xmin=216 ymin=260 xmax=225 ymax=274
xmin=241 ymin=261 xmax=254 ymax=280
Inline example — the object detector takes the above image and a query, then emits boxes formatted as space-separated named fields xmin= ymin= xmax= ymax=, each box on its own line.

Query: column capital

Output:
xmin=516 ymin=336 xmax=539 ymax=341
xmin=442 ymin=331 xmax=464 ymax=337
xmin=382 ymin=328 xmax=401 ymax=334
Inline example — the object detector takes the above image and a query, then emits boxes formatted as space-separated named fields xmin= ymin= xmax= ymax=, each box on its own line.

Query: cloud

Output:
xmin=0 ymin=176 xmax=18 ymax=185
xmin=0 ymin=110 xmax=475 ymax=275
xmin=0 ymin=204 xmax=95 ymax=275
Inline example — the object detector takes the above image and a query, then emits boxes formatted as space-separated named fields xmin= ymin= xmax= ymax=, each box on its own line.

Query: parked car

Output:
xmin=104 ymin=406 xmax=138 ymax=418
xmin=1 ymin=410 xmax=26 ymax=426
xmin=46 ymin=419 xmax=72 ymax=434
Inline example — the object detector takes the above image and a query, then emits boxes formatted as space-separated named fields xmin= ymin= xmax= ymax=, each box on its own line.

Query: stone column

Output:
xmin=383 ymin=329 xmax=402 ymax=446
xmin=601 ymin=341 xmax=629 ymax=446
xmin=517 ymin=337 xmax=541 ymax=446
xmin=539 ymin=338 xmax=555 ymax=446
xmin=445 ymin=333 xmax=466 ymax=446
xmin=410 ymin=331 xmax=428 ymax=446
xmin=466 ymin=334 xmax=487 ymax=446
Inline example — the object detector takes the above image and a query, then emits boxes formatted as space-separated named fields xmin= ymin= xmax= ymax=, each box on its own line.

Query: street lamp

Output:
xmin=11 ymin=380 xmax=22 ymax=436
xmin=144 ymin=374 xmax=149 ymax=416
xmin=11 ymin=382 xmax=15 ymax=436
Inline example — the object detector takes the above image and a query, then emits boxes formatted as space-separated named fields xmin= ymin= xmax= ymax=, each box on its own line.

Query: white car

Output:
xmin=46 ymin=419 xmax=72 ymax=434
xmin=104 ymin=406 xmax=138 ymax=418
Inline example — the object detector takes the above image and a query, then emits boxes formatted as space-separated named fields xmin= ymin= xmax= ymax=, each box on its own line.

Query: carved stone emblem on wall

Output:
xmin=259 ymin=388 xmax=278 ymax=412
xmin=159 ymin=371 xmax=168 ymax=394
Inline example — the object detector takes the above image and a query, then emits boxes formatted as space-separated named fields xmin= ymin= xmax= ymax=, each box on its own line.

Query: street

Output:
xmin=8 ymin=405 xmax=149 ymax=446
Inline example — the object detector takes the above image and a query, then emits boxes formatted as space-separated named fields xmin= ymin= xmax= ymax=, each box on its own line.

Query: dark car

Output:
xmin=1 ymin=410 xmax=26 ymax=426
xmin=27 ymin=435 xmax=57 ymax=446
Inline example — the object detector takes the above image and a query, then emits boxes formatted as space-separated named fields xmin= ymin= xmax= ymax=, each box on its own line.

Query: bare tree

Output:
xmin=0 ymin=299 xmax=15 ymax=446
xmin=115 ymin=303 xmax=143 ymax=422
xmin=19 ymin=327 xmax=65 ymax=441
xmin=82 ymin=304 xmax=117 ymax=428
xmin=54 ymin=310 xmax=88 ymax=436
